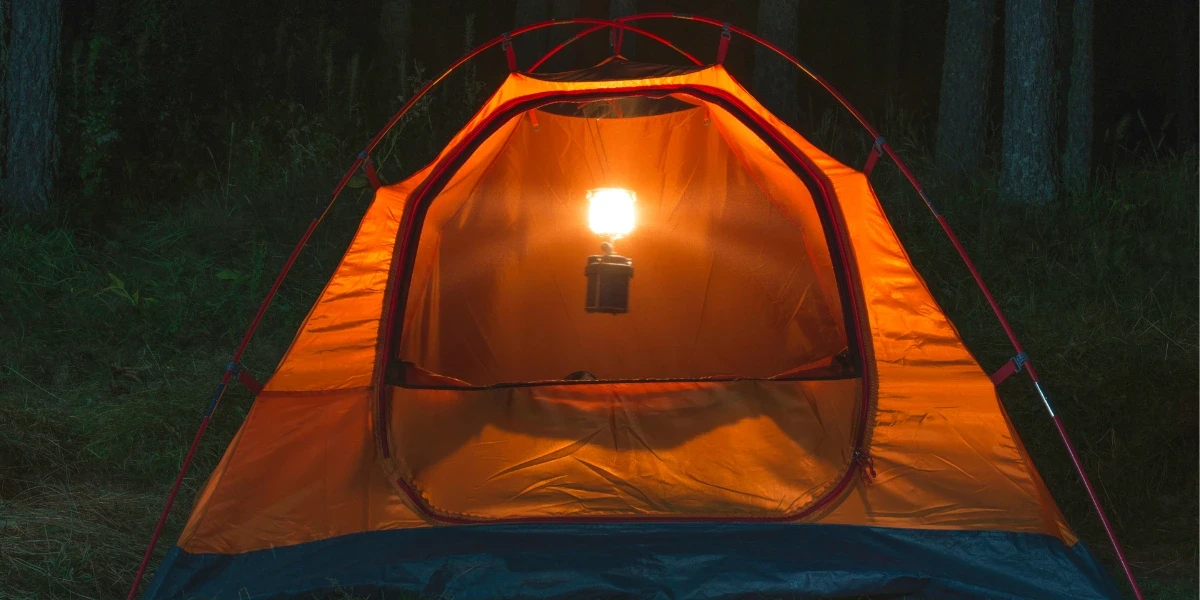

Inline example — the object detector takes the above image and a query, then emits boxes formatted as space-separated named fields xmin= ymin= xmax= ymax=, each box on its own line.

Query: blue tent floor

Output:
xmin=145 ymin=522 xmax=1120 ymax=600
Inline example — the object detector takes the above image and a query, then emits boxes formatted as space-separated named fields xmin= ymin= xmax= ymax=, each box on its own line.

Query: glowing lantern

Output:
xmin=584 ymin=188 xmax=635 ymax=314
xmin=587 ymin=188 xmax=636 ymax=238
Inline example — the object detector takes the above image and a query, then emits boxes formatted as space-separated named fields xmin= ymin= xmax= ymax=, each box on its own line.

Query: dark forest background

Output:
xmin=1 ymin=0 xmax=1198 ymax=217
xmin=0 ymin=1 xmax=1197 ymax=598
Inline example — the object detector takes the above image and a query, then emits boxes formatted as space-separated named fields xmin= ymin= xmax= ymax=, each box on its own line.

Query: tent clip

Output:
xmin=862 ymin=136 xmax=886 ymax=177
xmin=1011 ymin=352 xmax=1029 ymax=372
xmin=357 ymin=151 xmax=382 ymax=190
xmin=609 ymin=25 xmax=625 ymax=56
xmin=715 ymin=23 xmax=731 ymax=65
xmin=989 ymin=352 xmax=1029 ymax=386
xmin=501 ymin=33 xmax=517 ymax=72
xmin=227 ymin=361 xmax=264 ymax=396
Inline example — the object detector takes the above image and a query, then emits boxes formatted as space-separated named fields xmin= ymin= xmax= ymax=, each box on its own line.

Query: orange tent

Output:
xmin=135 ymin=16 xmax=1129 ymax=600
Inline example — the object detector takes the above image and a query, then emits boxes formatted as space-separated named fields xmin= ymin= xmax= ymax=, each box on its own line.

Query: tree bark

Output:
xmin=1062 ymin=0 xmax=1092 ymax=191
xmin=753 ymin=0 xmax=799 ymax=124
xmin=935 ymin=0 xmax=997 ymax=177
xmin=1175 ymin=0 xmax=1198 ymax=150
xmin=1000 ymin=0 xmax=1057 ymax=205
xmin=609 ymin=0 xmax=636 ymax=60
xmin=1 ymin=0 xmax=7 ymax=189
xmin=884 ymin=0 xmax=905 ymax=96
xmin=3 ymin=0 xmax=61 ymax=213
xmin=379 ymin=0 xmax=412 ymax=98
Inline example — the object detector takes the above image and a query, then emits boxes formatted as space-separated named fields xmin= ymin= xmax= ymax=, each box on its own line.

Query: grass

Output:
xmin=1 ymin=101 xmax=1197 ymax=599
xmin=869 ymin=149 xmax=1199 ymax=597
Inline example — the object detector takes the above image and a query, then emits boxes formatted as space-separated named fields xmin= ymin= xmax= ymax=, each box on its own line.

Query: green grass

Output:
xmin=0 ymin=112 xmax=371 ymax=599
xmin=1 ymin=109 xmax=1196 ymax=598
xmin=870 ymin=151 xmax=1199 ymax=599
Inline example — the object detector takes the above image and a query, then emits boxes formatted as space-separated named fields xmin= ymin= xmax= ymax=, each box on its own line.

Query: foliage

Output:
xmin=868 ymin=124 xmax=1198 ymax=600
xmin=0 ymin=3 xmax=1195 ymax=599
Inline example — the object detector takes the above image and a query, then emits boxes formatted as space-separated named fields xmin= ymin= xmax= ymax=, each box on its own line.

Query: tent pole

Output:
xmin=530 ymin=25 xmax=608 ymax=72
xmin=364 ymin=18 xmax=698 ymax=153
xmin=884 ymin=139 xmax=1143 ymax=600
xmin=126 ymin=21 xmax=687 ymax=597
xmin=123 ymin=386 xmax=218 ymax=600
xmin=527 ymin=22 xmax=702 ymax=73
xmin=932 ymin=198 xmax=1144 ymax=599
xmin=613 ymin=13 xmax=1145 ymax=598
xmin=127 ymin=13 xmax=1142 ymax=598
xmin=126 ymin=166 xmax=362 ymax=598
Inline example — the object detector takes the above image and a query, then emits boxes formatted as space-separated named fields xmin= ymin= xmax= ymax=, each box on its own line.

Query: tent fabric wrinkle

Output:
xmin=140 ymin=58 xmax=1118 ymax=599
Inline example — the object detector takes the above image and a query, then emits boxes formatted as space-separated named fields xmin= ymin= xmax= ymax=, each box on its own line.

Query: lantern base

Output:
xmin=584 ymin=254 xmax=633 ymax=314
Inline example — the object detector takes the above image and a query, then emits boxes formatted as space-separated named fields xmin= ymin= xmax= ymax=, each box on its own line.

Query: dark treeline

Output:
xmin=0 ymin=0 xmax=1195 ymax=217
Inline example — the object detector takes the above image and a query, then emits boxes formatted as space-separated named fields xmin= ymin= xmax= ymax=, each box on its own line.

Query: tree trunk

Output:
xmin=3 ymin=0 xmax=61 ymax=214
xmin=1175 ymin=0 xmax=1198 ymax=150
xmin=610 ymin=0 xmax=636 ymax=60
xmin=515 ymin=0 xmax=549 ymax=70
xmin=379 ymin=0 xmax=412 ymax=98
xmin=884 ymin=0 xmax=905 ymax=97
xmin=1062 ymin=0 xmax=1092 ymax=191
xmin=1000 ymin=0 xmax=1057 ymax=205
xmin=935 ymin=0 xmax=997 ymax=177
xmin=1 ymin=0 xmax=7 ymax=190
xmin=753 ymin=0 xmax=799 ymax=125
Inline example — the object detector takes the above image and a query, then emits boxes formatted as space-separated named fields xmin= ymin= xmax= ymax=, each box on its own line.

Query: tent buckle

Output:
xmin=863 ymin=136 xmax=886 ymax=176
xmin=1011 ymin=352 xmax=1029 ymax=373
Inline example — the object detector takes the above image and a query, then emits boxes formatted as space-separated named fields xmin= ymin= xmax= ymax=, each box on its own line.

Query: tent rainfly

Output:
xmin=128 ymin=14 xmax=1141 ymax=600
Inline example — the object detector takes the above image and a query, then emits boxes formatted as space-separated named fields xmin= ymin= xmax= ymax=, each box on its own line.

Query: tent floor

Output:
xmin=145 ymin=522 xmax=1120 ymax=599
xmin=386 ymin=378 xmax=860 ymax=520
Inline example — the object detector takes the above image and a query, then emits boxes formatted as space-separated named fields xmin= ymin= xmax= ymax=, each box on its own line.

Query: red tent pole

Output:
xmin=527 ymin=21 xmax=702 ymax=73
xmin=614 ymin=13 xmax=1144 ymax=598
xmin=529 ymin=24 xmax=607 ymax=72
xmin=364 ymin=19 xmax=698 ymax=153
xmin=125 ymin=152 xmax=363 ymax=599
xmin=126 ymin=19 xmax=683 ymax=597
xmin=128 ymin=14 xmax=1142 ymax=599
xmin=124 ymin=210 xmax=334 ymax=600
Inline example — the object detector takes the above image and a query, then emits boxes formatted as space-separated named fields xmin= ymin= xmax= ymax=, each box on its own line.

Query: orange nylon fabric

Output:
xmin=178 ymin=389 xmax=430 ymax=555
xmin=174 ymin=64 xmax=1076 ymax=557
xmin=385 ymin=379 xmax=859 ymax=519
xmin=747 ymin=112 xmax=1076 ymax=544
xmin=264 ymin=170 xmax=427 ymax=392
xmin=399 ymin=104 xmax=845 ymax=384
xmin=818 ymin=170 xmax=1076 ymax=541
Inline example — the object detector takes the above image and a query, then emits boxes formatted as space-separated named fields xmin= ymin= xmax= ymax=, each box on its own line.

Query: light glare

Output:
xmin=587 ymin=188 xmax=636 ymax=238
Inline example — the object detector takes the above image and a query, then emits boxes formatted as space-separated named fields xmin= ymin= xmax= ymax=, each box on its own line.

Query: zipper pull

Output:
xmin=855 ymin=448 xmax=877 ymax=484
